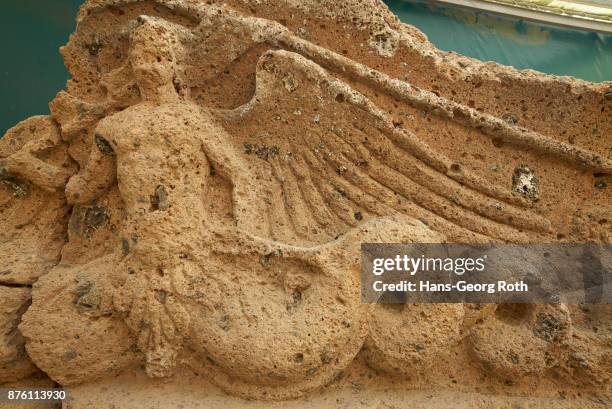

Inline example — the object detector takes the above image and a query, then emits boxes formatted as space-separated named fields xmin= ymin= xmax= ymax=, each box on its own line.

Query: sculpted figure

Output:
xmin=0 ymin=0 xmax=609 ymax=403
xmin=19 ymin=15 xmax=441 ymax=398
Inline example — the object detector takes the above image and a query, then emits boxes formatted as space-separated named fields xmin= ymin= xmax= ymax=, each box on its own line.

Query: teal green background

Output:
xmin=1 ymin=0 xmax=611 ymax=135
xmin=1 ymin=1 xmax=83 ymax=136
xmin=386 ymin=0 xmax=612 ymax=82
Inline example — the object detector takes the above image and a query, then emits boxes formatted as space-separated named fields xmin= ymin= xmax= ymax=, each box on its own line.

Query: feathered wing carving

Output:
xmin=8 ymin=2 xmax=609 ymax=397
xmin=212 ymin=50 xmax=552 ymax=246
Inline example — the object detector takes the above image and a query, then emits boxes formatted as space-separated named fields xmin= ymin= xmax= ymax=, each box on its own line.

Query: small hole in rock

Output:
xmin=494 ymin=304 xmax=534 ymax=326
xmin=492 ymin=137 xmax=504 ymax=148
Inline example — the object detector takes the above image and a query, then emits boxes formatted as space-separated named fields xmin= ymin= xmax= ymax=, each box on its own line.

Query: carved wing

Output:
xmin=212 ymin=50 xmax=552 ymax=245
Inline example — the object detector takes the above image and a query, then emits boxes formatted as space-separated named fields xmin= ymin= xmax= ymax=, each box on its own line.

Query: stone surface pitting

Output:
xmin=0 ymin=0 xmax=610 ymax=405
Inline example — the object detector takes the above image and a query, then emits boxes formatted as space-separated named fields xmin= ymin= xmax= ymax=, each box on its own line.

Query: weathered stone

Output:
xmin=0 ymin=287 xmax=36 ymax=383
xmin=0 ymin=0 xmax=609 ymax=406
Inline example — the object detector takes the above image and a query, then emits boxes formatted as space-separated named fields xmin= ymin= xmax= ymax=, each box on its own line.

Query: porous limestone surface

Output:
xmin=63 ymin=367 xmax=610 ymax=409
xmin=0 ymin=287 xmax=35 ymax=383
xmin=0 ymin=0 xmax=610 ymax=407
